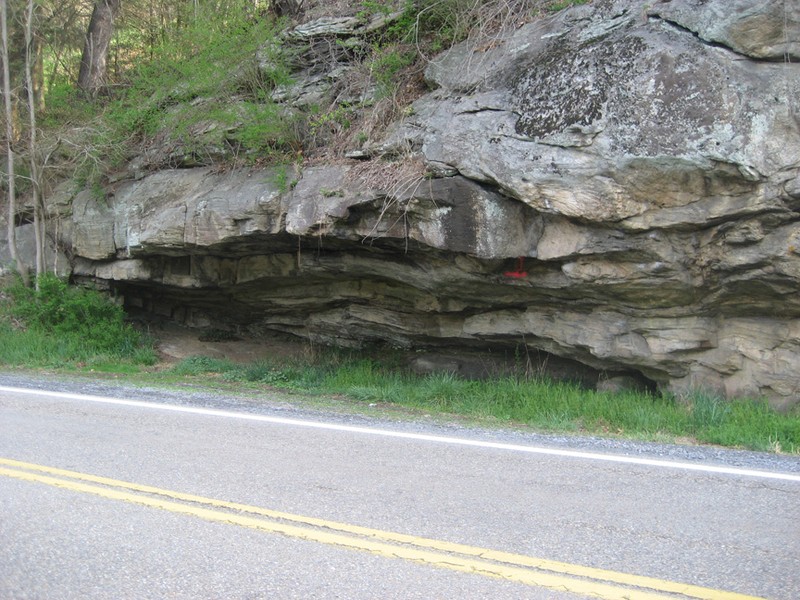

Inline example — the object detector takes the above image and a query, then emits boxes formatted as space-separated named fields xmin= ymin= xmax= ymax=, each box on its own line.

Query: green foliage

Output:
xmin=231 ymin=102 xmax=301 ymax=155
xmin=308 ymin=103 xmax=356 ymax=137
xmin=105 ymin=6 xmax=295 ymax=163
xmin=354 ymin=0 xmax=561 ymax=100
xmin=270 ymin=162 xmax=300 ymax=193
xmin=166 ymin=348 xmax=800 ymax=453
xmin=0 ymin=275 xmax=156 ymax=367
xmin=31 ymin=84 xmax=120 ymax=196
xmin=687 ymin=394 xmax=800 ymax=453
xmin=40 ymin=83 xmax=96 ymax=128
xmin=687 ymin=392 xmax=731 ymax=431
xmin=272 ymin=164 xmax=290 ymax=192
xmin=386 ymin=0 xmax=513 ymax=49
xmin=172 ymin=355 xmax=328 ymax=390
xmin=324 ymin=373 xmax=800 ymax=452
xmin=406 ymin=0 xmax=473 ymax=47
xmin=358 ymin=0 xmax=460 ymax=46
xmin=221 ymin=361 xmax=324 ymax=389
xmin=547 ymin=0 xmax=589 ymax=12
xmin=171 ymin=355 xmax=237 ymax=375
xmin=371 ymin=45 xmax=417 ymax=96
xmin=358 ymin=0 xmax=397 ymax=20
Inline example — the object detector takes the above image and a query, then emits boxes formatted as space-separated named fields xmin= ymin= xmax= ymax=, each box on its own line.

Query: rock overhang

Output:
xmin=18 ymin=0 xmax=798 ymax=406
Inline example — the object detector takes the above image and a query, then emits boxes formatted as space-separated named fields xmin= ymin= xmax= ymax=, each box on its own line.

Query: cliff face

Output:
xmin=13 ymin=0 xmax=800 ymax=405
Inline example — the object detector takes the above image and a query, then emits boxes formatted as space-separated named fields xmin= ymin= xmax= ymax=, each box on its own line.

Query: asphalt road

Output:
xmin=1 ymin=375 xmax=799 ymax=599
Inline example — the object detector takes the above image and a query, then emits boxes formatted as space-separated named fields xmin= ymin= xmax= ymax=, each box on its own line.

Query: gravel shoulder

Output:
xmin=2 ymin=367 xmax=799 ymax=477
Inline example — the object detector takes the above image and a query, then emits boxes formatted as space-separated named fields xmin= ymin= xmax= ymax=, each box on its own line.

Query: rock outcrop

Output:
xmin=6 ymin=0 xmax=799 ymax=406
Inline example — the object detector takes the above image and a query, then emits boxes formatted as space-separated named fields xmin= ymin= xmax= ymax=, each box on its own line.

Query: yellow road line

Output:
xmin=0 ymin=458 xmax=765 ymax=600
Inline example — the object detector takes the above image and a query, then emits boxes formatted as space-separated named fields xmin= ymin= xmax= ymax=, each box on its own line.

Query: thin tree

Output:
xmin=1 ymin=0 xmax=30 ymax=286
xmin=25 ymin=0 xmax=45 ymax=282
xmin=77 ymin=0 xmax=120 ymax=97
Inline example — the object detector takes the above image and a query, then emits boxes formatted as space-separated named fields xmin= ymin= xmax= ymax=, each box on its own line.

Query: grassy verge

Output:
xmin=163 ymin=353 xmax=800 ymax=454
xmin=0 ymin=275 xmax=157 ymax=371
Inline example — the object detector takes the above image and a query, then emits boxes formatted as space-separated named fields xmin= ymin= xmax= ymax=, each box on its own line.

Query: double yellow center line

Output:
xmin=0 ymin=457 xmax=764 ymax=600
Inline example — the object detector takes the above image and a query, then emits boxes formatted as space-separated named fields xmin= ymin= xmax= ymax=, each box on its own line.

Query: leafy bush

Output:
xmin=1 ymin=275 xmax=155 ymax=366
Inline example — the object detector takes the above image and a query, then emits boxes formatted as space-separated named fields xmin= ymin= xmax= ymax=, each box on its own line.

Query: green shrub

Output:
xmin=1 ymin=275 xmax=156 ymax=366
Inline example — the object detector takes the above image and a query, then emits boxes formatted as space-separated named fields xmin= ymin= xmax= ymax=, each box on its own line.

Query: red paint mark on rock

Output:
xmin=504 ymin=256 xmax=528 ymax=278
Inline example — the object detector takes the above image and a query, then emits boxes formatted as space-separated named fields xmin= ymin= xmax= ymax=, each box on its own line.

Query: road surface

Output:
xmin=1 ymin=376 xmax=799 ymax=599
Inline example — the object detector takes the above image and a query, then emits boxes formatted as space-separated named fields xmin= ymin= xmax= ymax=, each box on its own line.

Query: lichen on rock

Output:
xmin=513 ymin=35 xmax=647 ymax=141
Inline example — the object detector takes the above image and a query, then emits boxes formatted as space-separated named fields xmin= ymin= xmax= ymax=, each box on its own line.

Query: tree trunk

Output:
xmin=270 ymin=0 xmax=301 ymax=18
xmin=25 ymin=0 xmax=44 ymax=283
xmin=1 ymin=0 xmax=29 ymax=286
xmin=77 ymin=0 xmax=120 ymax=97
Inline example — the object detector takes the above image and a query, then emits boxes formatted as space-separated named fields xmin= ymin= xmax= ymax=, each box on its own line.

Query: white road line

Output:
xmin=2 ymin=384 xmax=799 ymax=483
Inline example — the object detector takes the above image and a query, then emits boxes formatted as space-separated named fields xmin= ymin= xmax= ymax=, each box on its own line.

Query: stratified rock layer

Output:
xmin=15 ymin=0 xmax=799 ymax=405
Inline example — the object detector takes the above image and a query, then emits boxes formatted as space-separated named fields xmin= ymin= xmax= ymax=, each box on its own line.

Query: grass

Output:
xmin=160 ymin=352 xmax=800 ymax=454
xmin=0 ymin=326 xmax=148 ymax=369
xmin=43 ymin=5 xmax=300 ymax=178
xmin=0 ymin=275 xmax=157 ymax=372
xmin=547 ymin=0 xmax=589 ymax=11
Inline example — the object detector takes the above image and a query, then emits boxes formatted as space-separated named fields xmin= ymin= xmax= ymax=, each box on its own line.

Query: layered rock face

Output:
xmin=21 ymin=0 xmax=800 ymax=405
